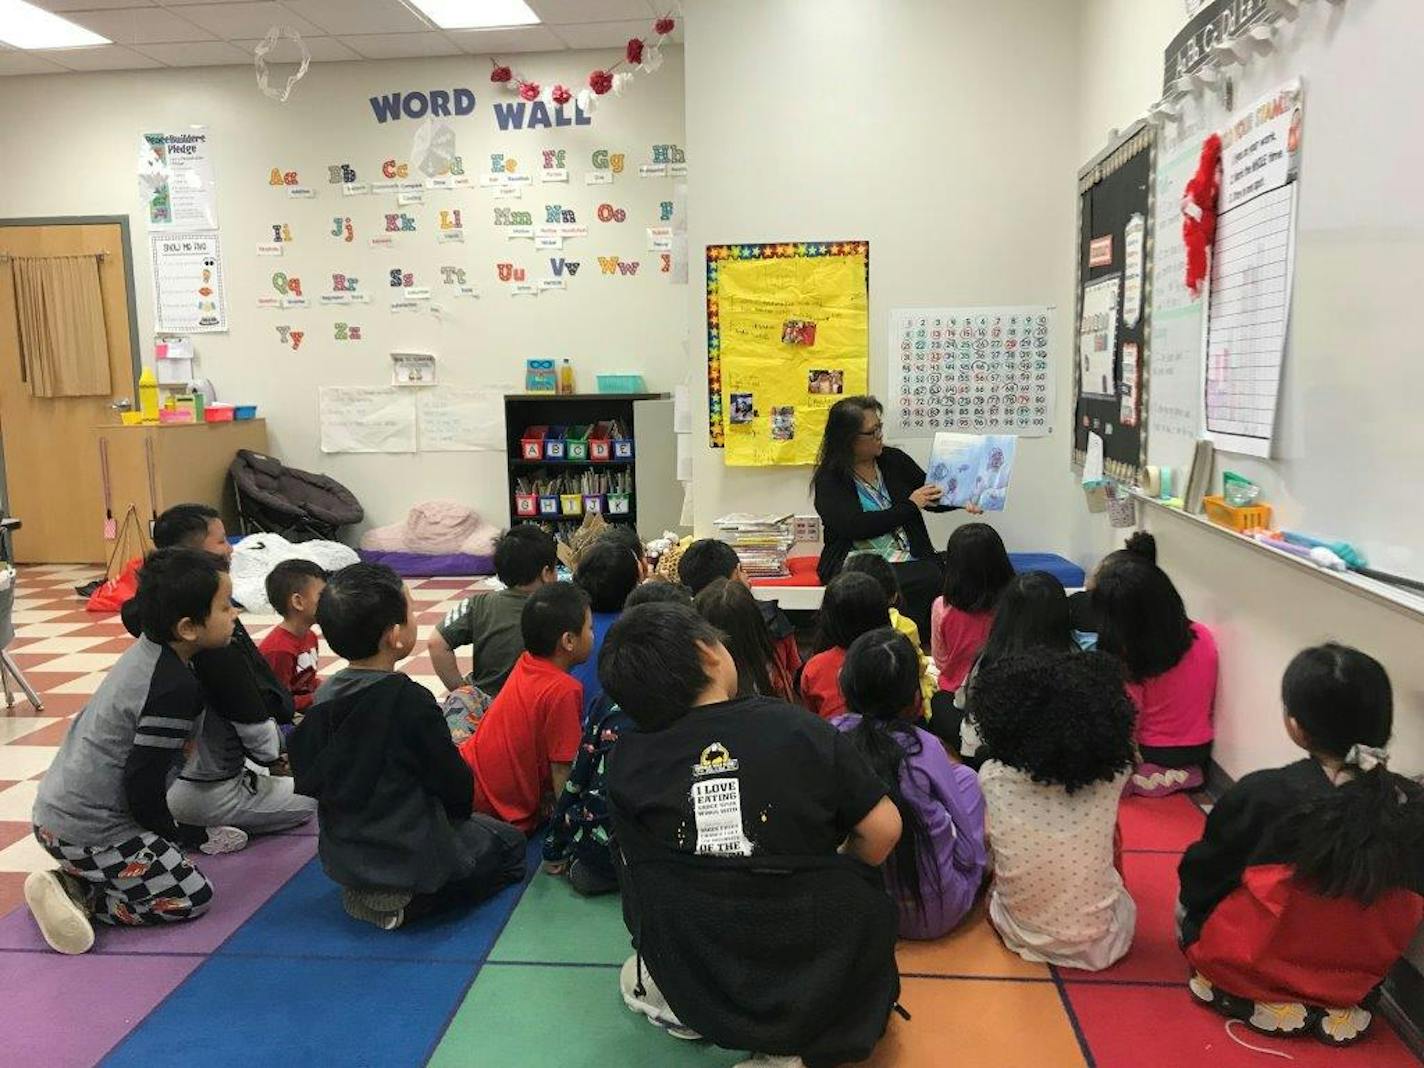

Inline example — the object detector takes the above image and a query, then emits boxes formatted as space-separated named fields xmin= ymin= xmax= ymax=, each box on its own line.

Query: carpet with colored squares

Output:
xmin=0 ymin=565 xmax=1417 ymax=1067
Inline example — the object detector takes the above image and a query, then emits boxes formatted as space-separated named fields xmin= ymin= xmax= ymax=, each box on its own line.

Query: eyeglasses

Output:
xmin=857 ymin=424 xmax=884 ymax=439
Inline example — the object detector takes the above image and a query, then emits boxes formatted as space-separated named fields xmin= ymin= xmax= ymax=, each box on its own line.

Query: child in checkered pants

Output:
xmin=26 ymin=548 xmax=246 ymax=954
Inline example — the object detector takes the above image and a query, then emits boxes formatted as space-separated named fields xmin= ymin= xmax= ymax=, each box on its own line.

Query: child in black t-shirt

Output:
xmin=602 ymin=603 xmax=902 ymax=1068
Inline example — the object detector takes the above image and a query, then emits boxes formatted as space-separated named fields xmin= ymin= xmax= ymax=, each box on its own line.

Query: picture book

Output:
xmin=925 ymin=433 xmax=1018 ymax=511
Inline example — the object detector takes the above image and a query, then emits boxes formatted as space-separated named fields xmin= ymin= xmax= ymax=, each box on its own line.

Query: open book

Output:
xmin=925 ymin=433 xmax=1018 ymax=512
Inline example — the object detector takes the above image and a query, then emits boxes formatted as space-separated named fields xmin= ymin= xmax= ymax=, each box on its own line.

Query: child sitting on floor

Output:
xmin=460 ymin=583 xmax=592 ymax=834
xmin=800 ymin=571 xmax=891 ymax=720
xmin=1093 ymin=533 xmax=1218 ymax=796
xmin=693 ymin=578 xmax=797 ymax=703
xmin=603 ymin=602 xmax=902 ymax=1066
xmin=597 ymin=524 xmax=651 ymax=581
xmin=974 ymin=648 xmax=1138 ymax=971
xmin=289 ymin=563 xmax=524 ymax=931
xmin=843 ymin=552 xmax=935 ymax=704
xmin=943 ymin=570 xmax=1077 ymax=765
xmin=27 ymin=548 xmax=243 ymax=955
xmin=428 ymin=525 xmax=558 ymax=696
xmin=542 ymin=582 xmax=694 ymax=897
xmin=834 ymin=627 xmax=987 ymax=940
xmin=1178 ymin=643 xmax=1424 ymax=1046
xmin=258 ymin=559 xmax=328 ymax=718
xmin=930 ymin=522 xmax=1014 ymax=700
xmin=572 ymin=539 xmax=642 ymax=718
xmin=679 ymin=537 xmax=802 ymax=687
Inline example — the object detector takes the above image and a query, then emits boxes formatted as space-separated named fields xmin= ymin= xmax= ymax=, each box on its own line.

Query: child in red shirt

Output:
xmin=259 ymin=560 xmax=328 ymax=718
xmin=800 ymin=572 xmax=891 ymax=719
xmin=460 ymin=583 xmax=593 ymax=834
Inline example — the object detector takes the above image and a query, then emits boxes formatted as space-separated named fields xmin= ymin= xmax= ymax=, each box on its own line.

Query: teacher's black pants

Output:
xmin=891 ymin=555 xmax=945 ymax=650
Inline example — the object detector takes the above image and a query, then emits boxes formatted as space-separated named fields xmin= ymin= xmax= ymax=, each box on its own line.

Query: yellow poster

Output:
xmin=707 ymin=241 xmax=869 ymax=466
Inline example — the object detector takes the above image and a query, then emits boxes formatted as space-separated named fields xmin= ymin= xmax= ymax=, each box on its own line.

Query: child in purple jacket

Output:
xmin=834 ymin=627 xmax=987 ymax=939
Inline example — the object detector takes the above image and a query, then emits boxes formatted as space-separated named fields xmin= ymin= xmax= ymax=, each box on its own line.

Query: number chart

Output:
xmin=888 ymin=306 xmax=1056 ymax=437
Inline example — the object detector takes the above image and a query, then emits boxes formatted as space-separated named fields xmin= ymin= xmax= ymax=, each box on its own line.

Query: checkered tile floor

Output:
xmin=0 ymin=565 xmax=1418 ymax=1067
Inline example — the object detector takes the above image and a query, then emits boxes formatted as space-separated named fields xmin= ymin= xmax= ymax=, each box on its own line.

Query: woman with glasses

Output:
xmin=812 ymin=395 xmax=971 ymax=641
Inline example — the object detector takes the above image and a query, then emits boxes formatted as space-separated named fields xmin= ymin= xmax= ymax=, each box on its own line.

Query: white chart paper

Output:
xmin=888 ymin=306 xmax=1055 ymax=437
xmin=417 ymin=387 xmax=507 ymax=452
xmin=319 ymin=387 xmax=417 ymax=454
xmin=150 ymin=232 xmax=227 ymax=334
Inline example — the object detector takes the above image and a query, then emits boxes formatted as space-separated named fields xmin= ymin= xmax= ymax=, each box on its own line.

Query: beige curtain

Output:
xmin=10 ymin=255 xmax=112 ymax=398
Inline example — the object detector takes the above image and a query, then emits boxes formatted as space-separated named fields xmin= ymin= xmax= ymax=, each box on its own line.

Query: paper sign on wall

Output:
xmin=391 ymin=352 xmax=436 ymax=386
xmin=1122 ymin=213 xmax=1145 ymax=329
xmin=139 ymin=128 xmax=218 ymax=230
xmin=1078 ymin=275 xmax=1119 ymax=398
xmin=417 ymin=387 xmax=508 ymax=452
xmin=150 ymin=231 xmax=228 ymax=334
xmin=318 ymin=387 xmax=417 ymax=454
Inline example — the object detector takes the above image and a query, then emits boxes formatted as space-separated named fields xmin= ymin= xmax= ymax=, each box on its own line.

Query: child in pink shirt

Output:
xmin=1093 ymin=538 xmax=1218 ymax=796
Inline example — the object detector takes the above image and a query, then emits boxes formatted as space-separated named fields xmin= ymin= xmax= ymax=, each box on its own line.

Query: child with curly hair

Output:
xmin=973 ymin=649 xmax=1138 ymax=970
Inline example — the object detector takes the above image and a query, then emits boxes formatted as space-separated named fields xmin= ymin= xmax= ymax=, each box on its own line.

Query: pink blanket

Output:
xmin=360 ymin=500 xmax=500 ymax=557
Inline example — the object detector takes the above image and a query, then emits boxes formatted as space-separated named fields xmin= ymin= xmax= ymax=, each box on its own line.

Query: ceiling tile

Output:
xmin=527 ymin=0 xmax=653 ymax=25
xmin=282 ymin=0 xmax=429 ymax=35
xmin=47 ymin=44 xmax=161 ymax=71
xmin=445 ymin=25 xmax=566 ymax=56
xmin=130 ymin=40 xmax=255 ymax=67
xmin=234 ymin=35 xmax=359 ymax=62
xmin=27 ymin=0 xmax=157 ymax=10
xmin=0 ymin=48 xmax=66 ymax=75
xmin=552 ymin=18 xmax=678 ymax=50
xmin=168 ymin=3 xmax=322 ymax=39
xmin=63 ymin=8 xmax=215 ymax=45
xmin=338 ymin=32 xmax=461 ymax=60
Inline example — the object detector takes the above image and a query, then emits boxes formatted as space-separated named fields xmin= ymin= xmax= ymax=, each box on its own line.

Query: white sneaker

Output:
xmin=733 ymin=1056 xmax=807 ymax=1067
xmin=24 ymin=870 xmax=95 ymax=955
xmin=620 ymin=954 xmax=702 ymax=1040
xmin=199 ymin=826 xmax=249 ymax=855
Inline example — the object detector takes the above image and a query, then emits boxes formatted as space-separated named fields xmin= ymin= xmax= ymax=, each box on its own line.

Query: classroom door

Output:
xmin=0 ymin=221 xmax=138 ymax=564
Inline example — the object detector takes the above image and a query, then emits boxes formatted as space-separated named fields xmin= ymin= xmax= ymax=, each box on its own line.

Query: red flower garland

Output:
xmin=487 ymin=15 xmax=675 ymax=104
xmin=551 ymin=84 xmax=572 ymax=106
xmin=490 ymin=64 xmax=512 ymax=84
xmin=588 ymin=69 xmax=614 ymax=95
xmin=518 ymin=80 xmax=540 ymax=101
xmin=626 ymin=38 xmax=644 ymax=65
xmin=655 ymin=17 xmax=675 ymax=35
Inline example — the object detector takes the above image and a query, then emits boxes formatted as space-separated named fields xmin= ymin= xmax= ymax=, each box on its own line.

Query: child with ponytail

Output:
xmin=1179 ymin=643 xmax=1424 ymax=1046
xmin=835 ymin=628 xmax=987 ymax=939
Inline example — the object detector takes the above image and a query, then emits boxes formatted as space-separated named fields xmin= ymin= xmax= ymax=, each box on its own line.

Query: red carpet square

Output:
xmin=1117 ymin=793 xmax=1207 ymax=853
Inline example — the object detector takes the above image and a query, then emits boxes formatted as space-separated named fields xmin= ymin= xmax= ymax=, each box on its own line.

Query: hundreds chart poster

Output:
xmin=888 ymin=306 xmax=1054 ymax=437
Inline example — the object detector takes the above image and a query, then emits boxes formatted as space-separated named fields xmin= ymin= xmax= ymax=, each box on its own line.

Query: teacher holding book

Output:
xmin=812 ymin=395 xmax=975 ymax=640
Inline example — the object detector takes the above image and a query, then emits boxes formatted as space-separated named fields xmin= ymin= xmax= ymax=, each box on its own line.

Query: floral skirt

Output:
xmin=1188 ymin=971 xmax=1376 ymax=1046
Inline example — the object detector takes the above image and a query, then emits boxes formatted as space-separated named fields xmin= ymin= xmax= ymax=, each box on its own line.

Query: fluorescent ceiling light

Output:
xmin=407 ymin=0 xmax=540 ymax=29
xmin=0 ymin=0 xmax=110 ymax=49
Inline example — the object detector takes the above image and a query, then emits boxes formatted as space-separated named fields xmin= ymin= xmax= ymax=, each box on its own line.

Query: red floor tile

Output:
xmin=1117 ymin=793 xmax=1206 ymax=853
xmin=9 ymin=717 xmax=74 ymax=746
xmin=1065 ymin=852 xmax=1187 ymax=985
xmin=19 ymin=693 xmax=88 ymax=718
xmin=0 ymin=872 xmax=27 ymax=920
xmin=1065 ymin=982 xmax=1419 ymax=1068
xmin=0 ymin=821 xmax=35 ymax=850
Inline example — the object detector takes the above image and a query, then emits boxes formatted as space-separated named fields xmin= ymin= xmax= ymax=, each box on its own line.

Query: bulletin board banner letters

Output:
xmin=706 ymin=241 xmax=869 ymax=466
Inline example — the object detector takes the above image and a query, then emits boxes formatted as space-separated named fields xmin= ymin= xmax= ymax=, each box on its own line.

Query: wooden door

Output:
xmin=0 ymin=222 xmax=137 ymax=563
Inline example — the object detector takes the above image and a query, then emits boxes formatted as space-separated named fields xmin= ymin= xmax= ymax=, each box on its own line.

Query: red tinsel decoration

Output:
xmin=551 ymin=84 xmax=572 ymax=106
xmin=1182 ymin=133 xmax=1223 ymax=295
xmin=654 ymin=17 xmax=676 ymax=35
xmin=626 ymin=38 xmax=645 ymax=65
xmin=490 ymin=65 xmax=512 ymax=84
xmin=518 ymin=81 xmax=540 ymax=101
xmin=588 ymin=69 xmax=614 ymax=95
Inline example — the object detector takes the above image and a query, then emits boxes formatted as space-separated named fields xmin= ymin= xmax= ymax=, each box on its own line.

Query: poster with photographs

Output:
xmin=888 ymin=306 xmax=1055 ymax=437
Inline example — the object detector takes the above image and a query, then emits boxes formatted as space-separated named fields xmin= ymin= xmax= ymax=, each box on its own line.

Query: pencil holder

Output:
xmin=544 ymin=425 xmax=568 ymax=461
xmin=607 ymin=492 xmax=631 ymax=515
xmin=612 ymin=437 xmax=634 ymax=461
xmin=588 ymin=422 xmax=613 ymax=462
xmin=515 ymin=493 xmax=538 ymax=517
xmin=538 ymin=494 xmax=560 ymax=516
xmin=559 ymin=492 xmax=584 ymax=516
xmin=565 ymin=425 xmax=591 ymax=462
xmin=520 ymin=426 xmax=548 ymax=461
xmin=583 ymin=493 xmax=606 ymax=515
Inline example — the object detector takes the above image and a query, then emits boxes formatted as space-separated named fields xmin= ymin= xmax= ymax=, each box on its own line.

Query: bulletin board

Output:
xmin=706 ymin=241 xmax=869 ymax=465
xmin=1073 ymin=124 xmax=1154 ymax=483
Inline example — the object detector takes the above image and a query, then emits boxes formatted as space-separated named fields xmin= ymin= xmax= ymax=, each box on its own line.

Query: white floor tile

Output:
xmin=0 ymin=779 xmax=39 ymax=821
xmin=24 ymin=652 xmax=120 ymax=674
xmin=51 ymin=673 xmax=108 ymax=696
xmin=0 ymin=745 xmax=57 ymax=781
xmin=408 ymin=586 xmax=451 ymax=602
xmin=11 ymin=637 xmax=108 ymax=657
xmin=0 ymin=717 xmax=60 ymax=744
xmin=7 ymin=623 xmax=86 ymax=639
xmin=9 ymin=610 xmax=69 ymax=624
xmin=0 ymin=833 xmax=58 ymax=873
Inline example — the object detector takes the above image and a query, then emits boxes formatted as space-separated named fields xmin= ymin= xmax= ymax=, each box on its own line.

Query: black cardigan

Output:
xmin=813 ymin=446 xmax=945 ymax=584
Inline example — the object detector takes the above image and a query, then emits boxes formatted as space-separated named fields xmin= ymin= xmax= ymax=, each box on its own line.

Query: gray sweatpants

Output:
xmin=168 ymin=769 xmax=315 ymax=835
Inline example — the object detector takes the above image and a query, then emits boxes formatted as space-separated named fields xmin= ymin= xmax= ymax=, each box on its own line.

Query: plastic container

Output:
xmin=520 ymin=426 xmax=549 ymax=461
xmin=607 ymin=492 xmax=631 ymax=515
xmin=588 ymin=422 xmax=613 ymax=463
xmin=234 ymin=405 xmax=258 ymax=420
xmin=120 ymin=411 xmax=145 ymax=426
xmin=565 ymin=425 xmax=591 ymax=462
xmin=158 ymin=408 xmax=195 ymax=424
xmin=1203 ymin=495 xmax=1272 ymax=533
xmin=559 ymin=492 xmax=584 ymax=517
xmin=538 ymin=493 xmax=560 ymax=517
xmin=596 ymin=373 xmax=646 ymax=393
xmin=582 ymin=493 xmax=606 ymax=515
xmin=515 ymin=493 xmax=539 ymax=517
xmin=544 ymin=425 xmax=568 ymax=461
xmin=203 ymin=405 xmax=236 ymax=422
xmin=612 ymin=435 xmax=635 ymax=461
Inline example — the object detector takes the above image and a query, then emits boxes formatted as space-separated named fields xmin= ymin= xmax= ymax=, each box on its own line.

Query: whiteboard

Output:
xmin=1145 ymin=1 xmax=1424 ymax=575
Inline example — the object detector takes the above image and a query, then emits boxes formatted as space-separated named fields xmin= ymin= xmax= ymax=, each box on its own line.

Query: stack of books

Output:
xmin=714 ymin=513 xmax=795 ymax=578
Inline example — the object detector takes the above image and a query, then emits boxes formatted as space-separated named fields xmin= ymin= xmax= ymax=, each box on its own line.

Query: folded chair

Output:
xmin=229 ymin=450 xmax=364 ymax=543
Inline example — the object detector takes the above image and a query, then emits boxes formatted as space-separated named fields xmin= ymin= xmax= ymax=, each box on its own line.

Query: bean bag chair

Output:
xmin=230 ymin=449 xmax=364 ymax=543
xmin=230 ymin=533 xmax=359 ymax=615
xmin=358 ymin=500 xmax=498 ymax=577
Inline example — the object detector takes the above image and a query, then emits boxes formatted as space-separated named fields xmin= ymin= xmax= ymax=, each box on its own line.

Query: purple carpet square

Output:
xmin=0 ymin=832 xmax=314 ymax=954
